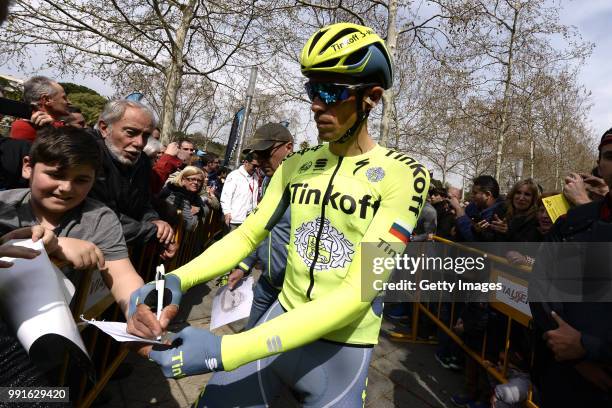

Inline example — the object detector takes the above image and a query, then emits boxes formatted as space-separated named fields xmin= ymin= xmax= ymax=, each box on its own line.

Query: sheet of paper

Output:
xmin=541 ymin=194 xmax=571 ymax=223
xmin=210 ymin=276 xmax=254 ymax=330
xmin=0 ymin=239 xmax=90 ymax=370
xmin=80 ymin=318 xmax=163 ymax=344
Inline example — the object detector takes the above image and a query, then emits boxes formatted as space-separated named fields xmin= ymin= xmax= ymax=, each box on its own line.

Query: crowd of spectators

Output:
xmin=389 ymin=129 xmax=612 ymax=407
xmin=0 ymin=74 xmax=270 ymax=396
xmin=1 ymin=72 xmax=610 ymax=408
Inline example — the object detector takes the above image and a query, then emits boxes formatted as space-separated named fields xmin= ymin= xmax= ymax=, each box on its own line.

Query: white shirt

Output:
xmin=220 ymin=165 xmax=259 ymax=224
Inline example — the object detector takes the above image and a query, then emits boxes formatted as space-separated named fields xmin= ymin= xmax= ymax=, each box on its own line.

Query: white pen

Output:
xmin=155 ymin=264 xmax=165 ymax=340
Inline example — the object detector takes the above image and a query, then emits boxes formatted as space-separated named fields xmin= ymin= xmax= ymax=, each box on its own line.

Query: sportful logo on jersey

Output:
xmin=389 ymin=219 xmax=413 ymax=244
xmin=366 ymin=167 xmax=385 ymax=182
xmin=353 ymin=158 xmax=370 ymax=175
xmin=266 ymin=335 xmax=283 ymax=353
xmin=294 ymin=217 xmax=354 ymax=270
xmin=298 ymin=161 xmax=312 ymax=173
xmin=314 ymin=158 xmax=327 ymax=170
xmin=204 ymin=358 xmax=218 ymax=371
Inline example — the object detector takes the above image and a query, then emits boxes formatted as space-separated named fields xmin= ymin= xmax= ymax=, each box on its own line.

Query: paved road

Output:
xmin=97 ymin=280 xmax=464 ymax=408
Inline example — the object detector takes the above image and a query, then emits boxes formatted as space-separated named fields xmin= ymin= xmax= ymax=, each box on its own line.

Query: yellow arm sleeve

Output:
xmin=169 ymin=161 xmax=294 ymax=292
xmin=220 ymin=165 xmax=429 ymax=371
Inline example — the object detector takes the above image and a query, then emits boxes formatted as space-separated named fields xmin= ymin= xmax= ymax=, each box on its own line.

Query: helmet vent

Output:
xmin=344 ymin=47 xmax=369 ymax=66
xmin=320 ymin=28 xmax=360 ymax=55
xmin=312 ymin=57 xmax=341 ymax=69
xmin=309 ymin=30 xmax=326 ymax=55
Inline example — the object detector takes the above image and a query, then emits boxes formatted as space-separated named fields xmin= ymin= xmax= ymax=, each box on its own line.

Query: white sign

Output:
xmin=496 ymin=275 xmax=532 ymax=317
xmin=210 ymin=276 xmax=254 ymax=330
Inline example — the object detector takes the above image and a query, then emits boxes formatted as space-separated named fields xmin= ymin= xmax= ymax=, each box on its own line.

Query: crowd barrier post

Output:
xmin=387 ymin=236 xmax=539 ymax=407
xmin=50 ymin=208 xmax=224 ymax=407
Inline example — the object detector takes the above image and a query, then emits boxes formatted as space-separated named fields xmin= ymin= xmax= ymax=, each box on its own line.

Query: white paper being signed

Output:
xmin=80 ymin=318 xmax=163 ymax=344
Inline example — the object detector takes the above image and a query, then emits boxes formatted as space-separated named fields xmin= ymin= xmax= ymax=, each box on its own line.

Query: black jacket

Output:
xmin=159 ymin=183 xmax=204 ymax=231
xmin=529 ymin=199 xmax=612 ymax=406
xmin=0 ymin=137 xmax=30 ymax=190
xmin=89 ymin=139 xmax=159 ymax=244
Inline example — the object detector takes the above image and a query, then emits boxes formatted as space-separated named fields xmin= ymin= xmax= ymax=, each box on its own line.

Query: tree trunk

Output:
xmin=159 ymin=0 xmax=197 ymax=145
xmin=379 ymin=0 xmax=398 ymax=146
xmin=494 ymin=6 xmax=520 ymax=181
xmin=530 ymin=138 xmax=534 ymax=179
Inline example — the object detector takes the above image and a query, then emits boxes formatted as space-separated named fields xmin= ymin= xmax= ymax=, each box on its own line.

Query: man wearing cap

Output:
xmin=227 ymin=123 xmax=294 ymax=327
xmin=220 ymin=149 xmax=260 ymax=231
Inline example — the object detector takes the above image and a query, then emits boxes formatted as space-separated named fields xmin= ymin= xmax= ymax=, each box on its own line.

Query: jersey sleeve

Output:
xmin=220 ymin=159 xmax=430 ymax=371
xmin=169 ymin=157 xmax=298 ymax=292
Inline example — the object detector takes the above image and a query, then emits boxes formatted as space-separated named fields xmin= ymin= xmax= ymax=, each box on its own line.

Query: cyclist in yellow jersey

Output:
xmin=129 ymin=22 xmax=429 ymax=407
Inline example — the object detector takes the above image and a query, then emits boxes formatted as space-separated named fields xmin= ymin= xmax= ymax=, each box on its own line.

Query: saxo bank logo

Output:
xmin=294 ymin=217 xmax=354 ymax=270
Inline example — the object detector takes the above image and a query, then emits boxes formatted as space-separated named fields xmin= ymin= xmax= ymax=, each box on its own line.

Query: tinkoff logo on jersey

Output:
xmin=295 ymin=218 xmax=354 ymax=270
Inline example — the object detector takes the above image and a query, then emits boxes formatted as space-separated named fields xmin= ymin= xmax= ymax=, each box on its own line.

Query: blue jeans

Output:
xmin=245 ymin=275 xmax=281 ymax=330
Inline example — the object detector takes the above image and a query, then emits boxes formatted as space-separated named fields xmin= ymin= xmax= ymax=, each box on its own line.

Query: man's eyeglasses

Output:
xmin=304 ymin=81 xmax=376 ymax=105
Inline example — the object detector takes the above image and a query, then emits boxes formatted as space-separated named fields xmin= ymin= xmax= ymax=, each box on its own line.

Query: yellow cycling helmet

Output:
xmin=301 ymin=22 xmax=393 ymax=89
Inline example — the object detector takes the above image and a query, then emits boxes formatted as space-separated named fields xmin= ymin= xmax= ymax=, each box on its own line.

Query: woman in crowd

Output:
xmin=160 ymin=166 xmax=208 ymax=231
xmin=491 ymin=179 xmax=541 ymax=242
xmin=505 ymin=190 xmax=557 ymax=266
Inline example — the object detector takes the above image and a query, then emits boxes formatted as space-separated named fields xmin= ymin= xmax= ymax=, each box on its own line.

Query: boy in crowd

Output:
xmin=0 ymin=126 xmax=167 ymax=339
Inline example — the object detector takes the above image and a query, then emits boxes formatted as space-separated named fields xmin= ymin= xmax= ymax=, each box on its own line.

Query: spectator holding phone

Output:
xmin=9 ymin=76 xmax=69 ymax=142
xmin=563 ymin=171 xmax=609 ymax=206
xmin=449 ymin=175 xmax=506 ymax=242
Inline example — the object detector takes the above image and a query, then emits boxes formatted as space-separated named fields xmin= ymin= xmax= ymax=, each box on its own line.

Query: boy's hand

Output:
xmin=1 ymin=225 xmax=59 ymax=254
xmin=55 ymin=237 xmax=105 ymax=270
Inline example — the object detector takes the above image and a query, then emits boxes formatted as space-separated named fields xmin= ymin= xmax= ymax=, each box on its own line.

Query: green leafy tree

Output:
xmin=0 ymin=76 xmax=23 ymax=100
xmin=68 ymin=92 xmax=107 ymax=125
xmin=58 ymin=82 xmax=101 ymax=96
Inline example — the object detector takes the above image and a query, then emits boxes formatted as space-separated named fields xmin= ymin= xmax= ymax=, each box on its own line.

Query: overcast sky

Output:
xmin=3 ymin=0 xmax=611 ymax=169
xmin=558 ymin=0 xmax=612 ymax=136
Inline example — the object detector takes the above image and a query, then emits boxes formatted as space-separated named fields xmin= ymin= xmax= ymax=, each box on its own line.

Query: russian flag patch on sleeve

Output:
xmin=389 ymin=219 xmax=412 ymax=244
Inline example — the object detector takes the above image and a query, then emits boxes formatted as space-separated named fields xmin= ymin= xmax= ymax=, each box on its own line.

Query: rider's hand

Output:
xmin=149 ymin=326 xmax=223 ymax=378
xmin=128 ymin=274 xmax=182 ymax=331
